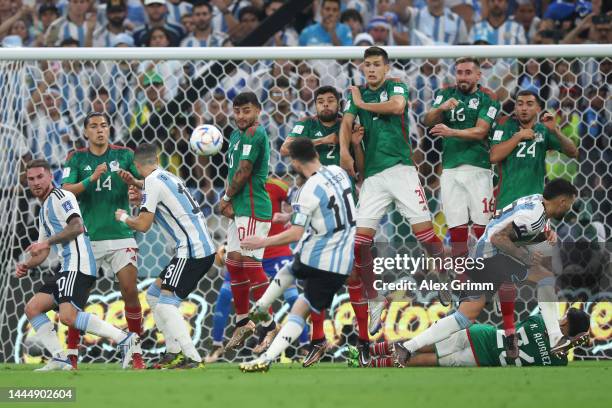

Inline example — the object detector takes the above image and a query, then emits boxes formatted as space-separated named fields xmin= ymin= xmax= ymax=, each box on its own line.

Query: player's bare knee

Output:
xmin=24 ymin=300 xmax=40 ymax=319
xmin=59 ymin=309 xmax=77 ymax=327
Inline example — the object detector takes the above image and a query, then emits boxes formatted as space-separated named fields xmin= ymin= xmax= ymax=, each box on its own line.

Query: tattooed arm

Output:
xmin=219 ymin=159 xmax=253 ymax=218
xmin=490 ymin=223 xmax=541 ymax=266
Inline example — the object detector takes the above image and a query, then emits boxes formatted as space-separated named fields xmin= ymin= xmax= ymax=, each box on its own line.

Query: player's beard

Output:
xmin=318 ymin=110 xmax=337 ymax=122
xmin=237 ymin=118 xmax=256 ymax=131
xmin=458 ymin=81 xmax=476 ymax=93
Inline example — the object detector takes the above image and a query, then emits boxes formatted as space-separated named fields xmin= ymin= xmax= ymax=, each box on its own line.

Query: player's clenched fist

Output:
xmin=430 ymin=123 xmax=454 ymax=137
xmin=515 ymin=128 xmax=535 ymax=141
xmin=439 ymin=98 xmax=459 ymax=111
xmin=339 ymin=152 xmax=356 ymax=178
xmin=218 ymin=199 xmax=234 ymax=219
xmin=15 ymin=263 xmax=29 ymax=278
xmin=91 ymin=163 xmax=108 ymax=182
xmin=115 ymin=209 xmax=128 ymax=222
xmin=351 ymin=125 xmax=364 ymax=146
xmin=540 ymin=111 xmax=556 ymax=130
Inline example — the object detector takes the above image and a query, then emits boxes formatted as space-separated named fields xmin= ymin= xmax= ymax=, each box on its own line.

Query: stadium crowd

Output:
xmin=5 ymin=0 xmax=611 ymax=281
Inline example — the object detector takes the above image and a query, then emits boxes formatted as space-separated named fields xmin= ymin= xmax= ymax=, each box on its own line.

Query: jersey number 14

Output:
xmin=95 ymin=176 xmax=112 ymax=191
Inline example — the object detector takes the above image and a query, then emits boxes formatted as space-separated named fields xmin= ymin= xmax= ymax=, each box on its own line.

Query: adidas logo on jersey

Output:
xmin=315 ymin=131 xmax=323 ymax=137
xmin=84 ymin=165 xmax=92 ymax=171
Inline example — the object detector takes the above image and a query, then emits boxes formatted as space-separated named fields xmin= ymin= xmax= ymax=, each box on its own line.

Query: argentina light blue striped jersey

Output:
xmin=473 ymin=194 xmax=548 ymax=260
xmin=38 ymin=188 xmax=97 ymax=276
xmin=291 ymin=165 xmax=356 ymax=275
xmin=141 ymin=168 xmax=215 ymax=259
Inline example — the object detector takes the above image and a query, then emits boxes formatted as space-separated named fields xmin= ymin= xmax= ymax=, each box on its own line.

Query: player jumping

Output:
xmin=348 ymin=308 xmax=590 ymax=368
xmin=19 ymin=159 xmax=140 ymax=371
xmin=239 ymin=138 xmax=356 ymax=372
xmin=339 ymin=46 xmax=447 ymax=365
xmin=393 ymin=178 xmax=578 ymax=367
xmin=115 ymin=143 xmax=217 ymax=369
xmin=62 ymin=112 xmax=145 ymax=369
xmin=218 ymin=92 xmax=276 ymax=351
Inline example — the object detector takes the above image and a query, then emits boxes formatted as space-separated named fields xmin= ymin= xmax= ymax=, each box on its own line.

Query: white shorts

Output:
xmin=91 ymin=238 xmax=138 ymax=277
xmin=440 ymin=165 xmax=493 ymax=228
xmin=356 ymin=164 xmax=431 ymax=229
xmin=227 ymin=216 xmax=271 ymax=261
xmin=434 ymin=329 xmax=477 ymax=367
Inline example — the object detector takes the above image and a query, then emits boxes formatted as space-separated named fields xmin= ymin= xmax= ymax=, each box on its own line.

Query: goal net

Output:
xmin=0 ymin=46 xmax=610 ymax=364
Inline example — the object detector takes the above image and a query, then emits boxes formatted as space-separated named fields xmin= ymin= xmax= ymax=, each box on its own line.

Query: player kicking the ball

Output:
xmin=348 ymin=308 xmax=590 ymax=368
xmin=339 ymin=46 xmax=447 ymax=365
xmin=115 ymin=143 xmax=217 ymax=369
xmin=392 ymin=179 xmax=578 ymax=367
xmin=19 ymin=159 xmax=139 ymax=371
xmin=239 ymin=138 xmax=356 ymax=372
xmin=62 ymin=112 xmax=145 ymax=369
xmin=218 ymin=92 xmax=276 ymax=351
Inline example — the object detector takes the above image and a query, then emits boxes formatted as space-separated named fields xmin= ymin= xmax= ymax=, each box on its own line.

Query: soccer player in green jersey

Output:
xmin=281 ymin=85 xmax=364 ymax=169
xmin=349 ymin=308 xmax=590 ymax=368
xmin=339 ymin=46 xmax=447 ymax=366
xmin=62 ymin=112 xmax=145 ymax=369
xmin=424 ymin=57 xmax=500 ymax=260
xmin=488 ymin=90 xmax=578 ymax=352
xmin=218 ymin=92 xmax=276 ymax=351
xmin=490 ymin=90 xmax=578 ymax=211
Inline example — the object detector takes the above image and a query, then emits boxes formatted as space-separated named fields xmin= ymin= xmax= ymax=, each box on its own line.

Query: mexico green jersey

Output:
xmin=431 ymin=85 xmax=500 ymax=170
xmin=227 ymin=124 xmax=272 ymax=220
xmin=62 ymin=145 xmax=139 ymax=241
xmin=491 ymin=118 xmax=563 ymax=209
xmin=345 ymin=79 xmax=413 ymax=178
xmin=288 ymin=116 xmax=341 ymax=166
xmin=468 ymin=315 xmax=567 ymax=367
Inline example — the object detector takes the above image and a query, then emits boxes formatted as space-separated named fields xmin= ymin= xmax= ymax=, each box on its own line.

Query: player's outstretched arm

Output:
xmin=490 ymin=223 xmax=540 ymax=267
xmin=423 ymin=97 xmax=459 ymax=127
xmin=541 ymin=112 xmax=579 ymax=159
xmin=430 ymin=118 xmax=491 ymax=140
xmin=47 ymin=216 xmax=86 ymax=247
xmin=339 ymin=113 xmax=356 ymax=177
xmin=115 ymin=209 xmax=154 ymax=233
xmin=241 ymin=225 xmax=305 ymax=250
xmin=490 ymin=129 xmax=535 ymax=163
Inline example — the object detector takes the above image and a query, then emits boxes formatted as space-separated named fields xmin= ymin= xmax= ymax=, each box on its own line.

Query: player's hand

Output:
xmin=26 ymin=241 xmax=49 ymax=257
xmin=351 ymin=126 xmax=364 ymax=146
xmin=118 ymin=169 xmax=138 ymax=186
xmin=240 ymin=236 xmax=266 ymax=250
xmin=214 ymin=245 xmax=226 ymax=267
xmin=349 ymin=86 xmax=363 ymax=109
xmin=440 ymin=98 xmax=459 ymax=111
xmin=86 ymin=11 xmax=97 ymax=32
xmin=339 ymin=151 xmax=356 ymax=178
xmin=544 ymin=229 xmax=557 ymax=245
xmin=219 ymin=200 xmax=234 ymax=219
xmin=318 ymin=133 xmax=339 ymax=145
xmin=91 ymin=163 xmax=108 ymax=182
xmin=115 ymin=209 xmax=128 ymax=222
xmin=540 ymin=111 xmax=556 ymax=131
xmin=16 ymin=263 xmax=29 ymax=278
xmin=430 ymin=123 xmax=454 ymax=137
xmin=515 ymin=128 xmax=535 ymax=141
xmin=128 ymin=186 xmax=142 ymax=205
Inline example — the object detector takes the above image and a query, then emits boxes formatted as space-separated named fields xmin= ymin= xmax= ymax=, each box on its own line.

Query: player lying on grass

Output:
xmin=116 ymin=143 xmax=217 ymax=369
xmin=238 ymin=138 xmax=356 ymax=372
xmin=392 ymin=178 xmax=578 ymax=367
xmin=19 ymin=159 xmax=140 ymax=371
xmin=347 ymin=308 xmax=590 ymax=367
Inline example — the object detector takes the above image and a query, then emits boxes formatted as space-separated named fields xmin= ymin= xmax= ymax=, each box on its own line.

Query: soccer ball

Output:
xmin=190 ymin=124 xmax=223 ymax=156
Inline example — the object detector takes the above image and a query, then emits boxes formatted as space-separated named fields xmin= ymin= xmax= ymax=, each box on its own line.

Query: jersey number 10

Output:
xmin=326 ymin=188 xmax=356 ymax=233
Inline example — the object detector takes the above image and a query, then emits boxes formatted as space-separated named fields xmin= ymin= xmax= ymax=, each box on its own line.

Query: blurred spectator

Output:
xmin=181 ymin=12 xmax=194 ymax=34
xmin=133 ymin=0 xmax=185 ymax=47
xmin=181 ymin=1 xmax=228 ymax=47
xmin=124 ymin=0 xmax=146 ymax=27
xmin=261 ymin=76 xmax=298 ymax=175
xmin=0 ymin=0 xmax=12 ymax=24
xmin=375 ymin=0 xmax=409 ymax=44
xmin=294 ymin=67 xmax=320 ymax=116
xmin=366 ymin=16 xmax=393 ymax=45
xmin=209 ymin=0 xmax=248 ymax=37
xmin=548 ymin=59 xmax=580 ymax=110
xmin=264 ymin=0 xmax=299 ymax=47
xmin=129 ymin=72 xmax=174 ymax=146
xmin=511 ymin=0 xmax=540 ymax=43
xmin=139 ymin=27 xmax=183 ymax=101
xmin=340 ymin=9 xmax=364 ymax=40
xmin=299 ymin=0 xmax=352 ymax=46
xmin=232 ymin=5 xmax=261 ymax=43
xmin=45 ymin=0 xmax=98 ymax=47
xmin=445 ymin=0 xmax=481 ymax=29
xmin=27 ymin=87 xmax=75 ymax=185
xmin=581 ymin=85 xmax=609 ymax=143
xmin=469 ymin=0 xmax=526 ymax=45
xmin=166 ymin=0 xmax=192 ymax=27
xmin=34 ymin=4 xmax=60 ymax=46
xmin=345 ymin=0 xmax=373 ymax=24
xmin=474 ymin=38 xmax=517 ymax=111
xmin=405 ymin=0 xmax=469 ymax=45
xmin=593 ymin=57 xmax=611 ymax=86
xmin=55 ymin=38 xmax=92 ymax=122
xmin=93 ymin=0 xmax=133 ymax=47
xmin=517 ymin=58 xmax=551 ymax=102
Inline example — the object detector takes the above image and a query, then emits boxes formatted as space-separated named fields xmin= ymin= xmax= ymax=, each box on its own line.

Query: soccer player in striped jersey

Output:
xmin=349 ymin=309 xmax=590 ymax=368
xmin=19 ymin=159 xmax=140 ymax=371
xmin=393 ymin=179 xmax=578 ymax=367
xmin=115 ymin=143 xmax=216 ymax=369
xmin=62 ymin=112 xmax=145 ymax=369
xmin=239 ymin=138 xmax=356 ymax=373
xmin=488 ymin=90 xmax=578 ymax=356
xmin=339 ymin=46 xmax=447 ymax=365
xmin=219 ymin=92 xmax=276 ymax=351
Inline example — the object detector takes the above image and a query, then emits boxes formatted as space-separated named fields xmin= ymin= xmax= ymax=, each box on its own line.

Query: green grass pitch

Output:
xmin=0 ymin=361 xmax=609 ymax=408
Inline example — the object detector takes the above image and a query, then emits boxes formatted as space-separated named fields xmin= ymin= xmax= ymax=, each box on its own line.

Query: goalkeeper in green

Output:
xmin=347 ymin=308 xmax=590 ymax=367
xmin=62 ymin=112 xmax=145 ymax=369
